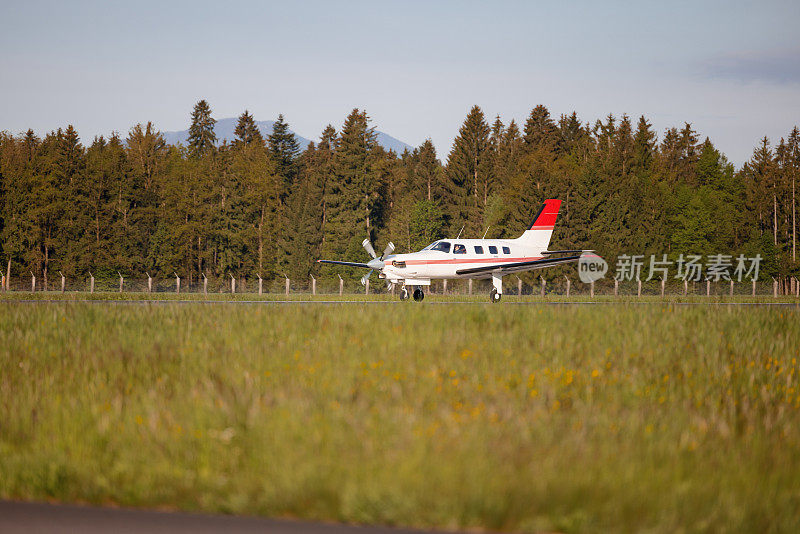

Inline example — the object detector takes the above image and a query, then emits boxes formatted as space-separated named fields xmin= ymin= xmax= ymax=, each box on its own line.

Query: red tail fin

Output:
xmin=530 ymin=199 xmax=562 ymax=230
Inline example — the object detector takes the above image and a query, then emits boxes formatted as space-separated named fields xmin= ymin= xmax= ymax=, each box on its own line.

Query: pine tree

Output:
xmin=268 ymin=113 xmax=300 ymax=192
xmin=558 ymin=112 xmax=584 ymax=153
xmin=187 ymin=99 xmax=217 ymax=157
xmin=413 ymin=139 xmax=444 ymax=202
xmin=234 ymin=110 xmax=264 ymax=147
xmin=632 ymin=116 xmax=656 ymax=171
xmin=677 ymin=122 xmax=700 ymax=184
xmin=523 ymin=105 xmax=559 ymax=152
xmin=445 ymin=105 xmax=491 ymax=236
xmin=320 ymin=109 xmax=384 ymax=271
xmin=787 ymin=126 xmax=799 ymax=262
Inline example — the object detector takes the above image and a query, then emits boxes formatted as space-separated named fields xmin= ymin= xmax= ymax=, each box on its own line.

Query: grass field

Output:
xmin=1 ymin=298 xmax=800 ymax=532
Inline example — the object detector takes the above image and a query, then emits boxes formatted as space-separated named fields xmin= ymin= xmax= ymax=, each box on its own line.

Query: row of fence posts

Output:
xmin=3 ymin=271 xmax=800 ymax=297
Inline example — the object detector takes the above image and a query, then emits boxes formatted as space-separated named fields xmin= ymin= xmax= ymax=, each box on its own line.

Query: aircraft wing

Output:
xmin=455 ymin=255 xmax=582 ymax=276
xmin=317 ymin=260 xmax=371 ymax=269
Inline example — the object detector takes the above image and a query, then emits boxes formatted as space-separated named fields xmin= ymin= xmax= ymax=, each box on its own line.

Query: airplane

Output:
xmin=318 ymin=199 xmax=590 ymax=302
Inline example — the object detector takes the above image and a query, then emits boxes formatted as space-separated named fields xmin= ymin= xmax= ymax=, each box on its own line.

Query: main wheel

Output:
xmin=400 ymin=287 xmax=409 ymax=300
xmin=490 ymin=288 xmax=502 ymax=303
xmin=413 ymin=288 xmax=425 ymax=302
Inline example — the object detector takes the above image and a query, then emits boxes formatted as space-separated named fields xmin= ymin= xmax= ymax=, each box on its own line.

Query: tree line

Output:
xmin=1 ymin=101 xmax=798 ymax=290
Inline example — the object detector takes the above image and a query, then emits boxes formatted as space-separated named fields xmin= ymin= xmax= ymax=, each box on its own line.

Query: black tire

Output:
xmin=490 ymin=288 xmax=502 ymax=303
xmin=413 ymin=288 xmax=425 ymax=302
xmin=400 ymin=287 xmax=409 ymax=300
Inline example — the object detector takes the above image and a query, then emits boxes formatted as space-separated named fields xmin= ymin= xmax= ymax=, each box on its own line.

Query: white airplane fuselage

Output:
xmin=379 ymin=238 xmax=543 ymax=285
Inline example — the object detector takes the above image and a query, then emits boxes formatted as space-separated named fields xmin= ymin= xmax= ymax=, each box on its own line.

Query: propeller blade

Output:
xmin=382 ymin=241 xmax=395 ymax=259
xmin=360 ymin=270 xmax=373 ymax=286
xmin=362 ymin=238 xmax=377 ymax=259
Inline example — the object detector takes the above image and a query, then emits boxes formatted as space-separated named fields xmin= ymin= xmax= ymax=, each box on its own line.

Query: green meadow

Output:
xmin=1 ymin=299 xmax=799 ymax=533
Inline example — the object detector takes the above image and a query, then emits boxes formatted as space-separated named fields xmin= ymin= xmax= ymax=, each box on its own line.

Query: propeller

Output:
xmin=361 ymin=238 xmax=395 ymax=285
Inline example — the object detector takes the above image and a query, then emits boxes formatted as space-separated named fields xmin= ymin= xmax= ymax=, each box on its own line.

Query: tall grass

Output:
xmin=1 ymin=302 xmax=799 ymax=532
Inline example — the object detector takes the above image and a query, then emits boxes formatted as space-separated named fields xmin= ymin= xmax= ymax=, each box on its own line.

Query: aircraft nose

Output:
xmin=367 ymin=258 xmax=384 ymax=270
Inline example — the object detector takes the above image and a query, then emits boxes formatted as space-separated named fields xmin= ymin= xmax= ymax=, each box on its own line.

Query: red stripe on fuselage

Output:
xmin=387 ymin=256 xmax=543 ymax=266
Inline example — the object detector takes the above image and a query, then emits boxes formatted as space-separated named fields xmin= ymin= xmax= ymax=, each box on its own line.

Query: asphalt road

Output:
xmin=0 ymin=501 xmax=434 ymax=534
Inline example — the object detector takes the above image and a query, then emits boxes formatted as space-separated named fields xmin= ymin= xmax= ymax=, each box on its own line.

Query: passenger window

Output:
xmin=474 ymin=246 xmax=484 ymax=254
xmin=488 ymin=245 xmax=498 ymax=254
xmin=453 ymin=244 xmax=466 ymax=254
xmin=502 ymin=246 xmax=511 ymax=254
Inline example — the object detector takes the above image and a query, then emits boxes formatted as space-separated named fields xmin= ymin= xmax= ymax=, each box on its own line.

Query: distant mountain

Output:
xmin=161 ymin=118 xmax=312 ymax=148
xmin=161 ymin=118 xmax=413 ymax=154
xmin=374 ymin=131 xmax=413 ymax=154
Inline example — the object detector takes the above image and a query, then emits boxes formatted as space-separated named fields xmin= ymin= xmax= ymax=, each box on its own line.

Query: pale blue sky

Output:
xmin=1 ymin=0 xmax=799 ymax=165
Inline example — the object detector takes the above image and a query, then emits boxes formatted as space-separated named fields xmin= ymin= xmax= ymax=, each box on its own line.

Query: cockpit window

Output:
xmin=430 ymin=241 xmax=451 ymax=253
xmin=453 ymin=244 xmax=466 ymax=254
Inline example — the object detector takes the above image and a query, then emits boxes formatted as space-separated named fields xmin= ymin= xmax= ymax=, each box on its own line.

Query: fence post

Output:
xmin=311 ymin=275 xmax=316 ymax=296
xmin=284 ymin=274 xmax=290 ymax=296
xmin=365 ymin=278 xmax=370 ymax=295
xmin=391 ymin=282 xmax=396 ymax=296
xmin=468 ymin=279 xmax=473 ymax=295
xmin=684 ymin=279 xmax=688 ymax=295
xmin=90 ymin=272 xmax=95 ymax=294
xmin=637 ymin=277 xmax=641 ymax=297
xmin=706 ymin=279 xmax=711 ymax=297
xmin=661 ymin=276 xmax=665 ymax=297
xmin=729 ymin=279 xmax=734 ymax=297
xmin=564 ymin=275 xmax=570 ymax=298
xmin=146 ymin=272 xmax=152 ymax=293
xmin=230 ymin=274 xmax=236 ymax=294
xmin=118 ymin=272 xmax=123 ymax=293
xmin=773 ymin=278 xmax=778 ymax=298
xmin=257 ymin=274 xmax=262 ymax=295
xmin=59 ymin=271 xmax=65 ymax=293
xmin=174 ymin=272 xmax=180 ymax=294
xmin=202 ymin=273 xmax=207 ymax=295
xmin=540 ymin=276 xmax=546 ymax=297
xmin=30 ymin=271 xmax=35 ymax=292
xmin=517 ymin=276 xmax=522 ymax=296
xmin=443 ymin=279 xmax=447 ymax=295
xmin=752 ymin=279 xmax=756 ymax=297
xmin=590 ymin=280 xmax=595 ymax=298
xmin=338 ymin=274 xmax=343 ymax=296
xmin=614 ymin=278 xmax=618 ymax=297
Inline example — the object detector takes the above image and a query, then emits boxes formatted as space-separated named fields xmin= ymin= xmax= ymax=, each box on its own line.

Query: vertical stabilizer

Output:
xmin=515 ymin=199 xmax=562 ymax=250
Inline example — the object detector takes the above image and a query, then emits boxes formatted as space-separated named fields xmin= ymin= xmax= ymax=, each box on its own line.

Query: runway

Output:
xmin=2 ymin=298 xmax=800 ymax=307
xmin=0 ymin=501 xmax=434 ymax=534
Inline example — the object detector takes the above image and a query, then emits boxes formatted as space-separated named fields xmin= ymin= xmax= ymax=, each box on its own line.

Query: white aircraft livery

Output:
xmin=319 ymin=199 xmax=591 ymax=302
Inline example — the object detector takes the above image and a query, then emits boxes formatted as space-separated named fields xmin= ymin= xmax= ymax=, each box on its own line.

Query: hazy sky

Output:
xmin=1 ymin=0 xmax=799 ymax=165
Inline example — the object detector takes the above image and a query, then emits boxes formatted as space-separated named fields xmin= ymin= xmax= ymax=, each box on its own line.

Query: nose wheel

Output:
xmin=399 ymin=287 xmax=409 ymax=300
xmin=490 ymin=288 xmax=502 ymax=303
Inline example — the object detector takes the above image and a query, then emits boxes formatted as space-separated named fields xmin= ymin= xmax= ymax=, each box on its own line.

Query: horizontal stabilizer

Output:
xmin=541 ymin=249 xmax=594 ymax=255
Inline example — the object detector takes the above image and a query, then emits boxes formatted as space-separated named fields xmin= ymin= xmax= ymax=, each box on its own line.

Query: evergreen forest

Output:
xmin=1 ymin=101 xmax=798 ymax=290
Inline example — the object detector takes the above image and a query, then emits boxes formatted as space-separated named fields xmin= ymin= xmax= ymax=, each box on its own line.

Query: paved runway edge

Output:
xmin=0 ymin=500 xmax=439 ymax=534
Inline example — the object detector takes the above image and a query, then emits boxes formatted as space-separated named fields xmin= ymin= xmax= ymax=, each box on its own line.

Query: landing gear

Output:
xmin=490 ymin=274 xmax=503 ymax=303
xmin=399 ymin=287 xmax=409 ymax=300
xmin=413 ymin=288 xmax=425 ymax=302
